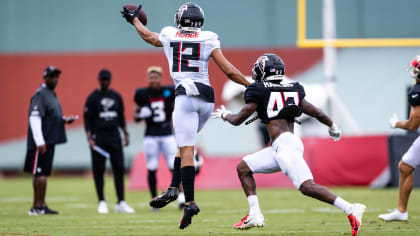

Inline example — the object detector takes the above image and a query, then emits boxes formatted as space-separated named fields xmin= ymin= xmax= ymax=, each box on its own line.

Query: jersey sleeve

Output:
xmin=83 ymin=93 xmax=95 ymax=133
xmin=158 ymin=26 xmax=174 ymax=45
xmin=244 ymin=83 xmax=260 ymax=104
xmin=29 ymin=92 xmax=46 ymax=117
xmin=204 ymin=32 xmax=221 ymax=55
xmin=134 ymin=89 xmax=146 ymax=106
xmin=296 ymin=83 xmax=306 ymax=104
xmin=408 ymin=89 xmax=420 ymax=106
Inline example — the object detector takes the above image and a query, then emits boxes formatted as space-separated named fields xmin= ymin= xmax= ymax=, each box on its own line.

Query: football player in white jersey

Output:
xmin=122 ymin=2 xmax=250 ymax=229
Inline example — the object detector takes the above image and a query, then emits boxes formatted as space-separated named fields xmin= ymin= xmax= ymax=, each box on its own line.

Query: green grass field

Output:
xmin=0 ymin=177 xmax=419 ymax=236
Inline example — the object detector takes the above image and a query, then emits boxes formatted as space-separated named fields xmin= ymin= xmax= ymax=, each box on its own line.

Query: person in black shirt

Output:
xmin=134 ymin=66 xmax=186 ymax=209
xmin=24 ymin=65 xmax=77 ymax=215
xmin=84 ymin=69 xmax=134 ymax=214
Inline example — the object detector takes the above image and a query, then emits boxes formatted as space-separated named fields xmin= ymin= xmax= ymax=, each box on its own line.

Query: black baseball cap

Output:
xmin=98 ymin=69 xmax=112 ymax=80
xmin=43 ymin=65 xmax=61 ymax=78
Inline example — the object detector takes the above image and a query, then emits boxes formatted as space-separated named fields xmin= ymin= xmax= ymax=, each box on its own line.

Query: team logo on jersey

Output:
xmin=101 ymin=98 xmax=115 ymax=111
xmin=99 ymin=98 xmax=117 ymax=120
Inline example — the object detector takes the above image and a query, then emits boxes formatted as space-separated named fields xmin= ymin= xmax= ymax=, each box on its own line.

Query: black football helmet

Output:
xmin=252 ymin=53 xmax=285 ymax=81
xmin=174 ymin=2 xmax=204 ymax=32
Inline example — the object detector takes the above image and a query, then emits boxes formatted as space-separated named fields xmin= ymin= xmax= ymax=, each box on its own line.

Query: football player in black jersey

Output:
xmin=379 ymin=56 xmax=420 ymax=221
xmin=212 ymin=54 xmax=365 ymax=236
xmin=134 ymin=66 xmax=185 ymax=209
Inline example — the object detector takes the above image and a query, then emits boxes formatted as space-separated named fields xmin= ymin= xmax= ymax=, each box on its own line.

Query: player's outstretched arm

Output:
xmin=300 ymin=98 xmax=333 ymax=127
xmin=212 ymin=103 xmax=257 ymax=126
xmin=300 ymin=98 xmax=341 ymax=141
xmin=132 ymin=18 xmax=162 ymax=47
xmin=390 ymin=106 xmax=420 ymax=131
xmin=211 ymin=49 xmax=250 ymax=87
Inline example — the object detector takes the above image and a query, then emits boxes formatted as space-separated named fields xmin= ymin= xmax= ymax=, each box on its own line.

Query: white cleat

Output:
xmin=97 ymin=201 xmax=109 ymax=214
xmin=233 ymin=213 xmax=264 ymax=230
xmin=115 ymin=201 xmax=135 ymax=213
xmin=348 ymin=203 xmax=366 ymax=236
xmin=378 ymin=209 xmax=408 ymax=221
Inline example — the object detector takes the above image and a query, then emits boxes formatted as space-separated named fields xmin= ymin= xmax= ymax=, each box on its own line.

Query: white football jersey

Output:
xmin=158 ymin=26 xmax=220 ymax=87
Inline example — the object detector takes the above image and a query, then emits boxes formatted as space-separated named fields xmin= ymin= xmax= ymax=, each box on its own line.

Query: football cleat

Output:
xmin=150 ymin=188 xmax=179 ymax=208
xmin=348 ymin=203 xmax=366 ymax=236
xmin=97 ymin=200 xmax=109 ymax=214
xmin=378 ymin=209 xmax=408 ymax=221
xmin=28 ymin=207 xmax=45 ymax=216
xmin=233 ymin=214 xmax=264 ymax=230
xmin=115 ymin=201 xmax=135 ymax=213
xmin=179 ymin=202 xmax=200 ymax=229
xmin=41 ymin=204 xmax=58 ymax=214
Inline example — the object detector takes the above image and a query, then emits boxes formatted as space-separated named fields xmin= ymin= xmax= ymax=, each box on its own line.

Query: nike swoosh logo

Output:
xmin=243 ymin=220 xmax=250 ymax=224
xmin=354 ymin=220 xmax=359 ymax=231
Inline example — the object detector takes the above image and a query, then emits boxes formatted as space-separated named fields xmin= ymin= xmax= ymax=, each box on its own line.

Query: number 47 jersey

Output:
xmin=158 ymin=26 xmax=221 ymax=87
xmin=244 ymin=81 xmax=306 ymax=123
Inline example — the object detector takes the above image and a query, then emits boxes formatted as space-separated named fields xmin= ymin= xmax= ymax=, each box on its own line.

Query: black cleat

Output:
xmin=149 ymin=188 xmax=179 ymax=208
xmin=41 ymin=204 xmax=59 ymax=214
xmin=179 ymin=202 xmax=200 ymax=229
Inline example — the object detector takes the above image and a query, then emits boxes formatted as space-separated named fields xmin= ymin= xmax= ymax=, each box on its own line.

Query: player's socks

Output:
xmin=181 ymin=166 xmax=195 ymax=202
xmin=170 ymin=157 xmax=182 ymax=188
xmin=247 ymin=195 xmax=262 ymax=216
xmin=148 ymin=170 xmax=157 ymax=198
xmin=334 ymin=197 xmax=353 ymax=215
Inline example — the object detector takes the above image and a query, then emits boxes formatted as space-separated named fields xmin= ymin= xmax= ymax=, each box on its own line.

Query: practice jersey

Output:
xmin=158 ymin=26 xmax=220 ymax=87
xmin=27 ymin=85 xmax=67 ymax=149
xmin=244 ymin=81 xmax=306 ymax=123
xmin=134 ymin=86 xmax=175 ymax=136
xmin=408 ymin=83 xmax=420 ymax=106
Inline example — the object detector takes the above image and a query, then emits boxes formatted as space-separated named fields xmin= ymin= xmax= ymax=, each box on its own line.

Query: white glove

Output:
xmin=211 ymin=105 xmax=232 ymax=121
xmin=328 ymin=123 xmax=341 ymax=141
xmin=135 ymin=106 xmax=152 ymax=119
xmin=389 ymin=113 xmax=398 ymax=129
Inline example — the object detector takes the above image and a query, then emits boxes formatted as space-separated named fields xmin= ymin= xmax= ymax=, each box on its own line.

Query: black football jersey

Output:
xmin=408 ymin=83 xmax=420 ymax=106
xmin=244 ymin=81 xmax=306 ymax=123
xmin=134 ymin=86 xmax=175 ymax=136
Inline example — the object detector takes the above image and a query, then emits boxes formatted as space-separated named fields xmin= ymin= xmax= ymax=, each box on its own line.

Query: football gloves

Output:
xmin=121 ymin=4 xmax=142 ymax=25
xmin=211 ymin=105 xmax=232 ymax=121
xmin=389 ymin=113 xmax=398 ymax=129
xmin=328 ymin=123 xmax=341 ymax=141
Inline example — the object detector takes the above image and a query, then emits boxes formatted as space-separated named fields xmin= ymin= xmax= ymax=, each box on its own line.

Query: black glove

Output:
xmin=121 ymin=4 xmax=142 ymax=25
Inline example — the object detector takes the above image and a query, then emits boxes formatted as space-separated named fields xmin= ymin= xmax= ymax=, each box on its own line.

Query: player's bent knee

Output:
xmin=299 ymin=180 xmax=316 ymax=196
xmin=236 ymin=161 xmax=252 ymax=178
xmin=399 ymin=161 xmax=415 ymax=175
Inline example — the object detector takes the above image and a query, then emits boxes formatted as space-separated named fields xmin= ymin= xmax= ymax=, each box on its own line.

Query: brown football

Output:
xmin=124 ymin=4 xmax=147 ymax=25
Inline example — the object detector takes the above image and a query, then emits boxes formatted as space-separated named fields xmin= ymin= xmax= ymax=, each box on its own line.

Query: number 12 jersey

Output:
xmin=158 ymin=26 xmax=220 ymax=87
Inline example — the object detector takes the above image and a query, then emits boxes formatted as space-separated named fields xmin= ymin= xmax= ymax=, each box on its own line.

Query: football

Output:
xmin=124 ymin=4 xmax=147 ymax=25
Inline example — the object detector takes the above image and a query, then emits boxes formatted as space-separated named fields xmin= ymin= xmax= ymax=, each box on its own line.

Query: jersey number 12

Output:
xmin=170 ymin=42 xmax=201 ymax=72
xmin=267 ymin=92 xmax=299 ymax=118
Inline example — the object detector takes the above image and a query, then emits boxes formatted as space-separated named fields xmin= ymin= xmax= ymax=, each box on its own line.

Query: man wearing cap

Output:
xmin=84 ymin=69 xmax=134 ymax=214
xmin=24 ymin=65 xmax=77 ymax=215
